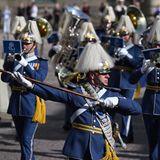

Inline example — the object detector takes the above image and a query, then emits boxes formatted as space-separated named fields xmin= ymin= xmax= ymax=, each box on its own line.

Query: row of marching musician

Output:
xmin=46 ymin=4 xmax=160 ymax=160
xmin=0 ymin=5 xmax=142 ymax=160
xmin=97 ymin=7 xmax=160 ymax=160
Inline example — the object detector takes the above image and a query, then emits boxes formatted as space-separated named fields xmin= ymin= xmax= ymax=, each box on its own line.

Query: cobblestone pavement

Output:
xmin=0 ymin=33 xmax=149 ymax=160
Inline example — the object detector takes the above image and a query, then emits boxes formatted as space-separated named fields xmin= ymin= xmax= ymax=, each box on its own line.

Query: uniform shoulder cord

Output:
xmin=82 ymin=83 xmax=119 ymax=160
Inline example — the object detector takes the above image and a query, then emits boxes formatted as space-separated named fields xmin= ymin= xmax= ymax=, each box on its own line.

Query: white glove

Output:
xmin=52 ymin=44 xmax=62 ymax=54
xmin=140 ymin=59 xmax=151 ymax=73
xmin=12 ymin=72 xmax=33 ymax=88
xmin=15 ymin=55 xmax=28 ymax=67
xmin=100 ymin=97 xmax=119 ymax=108
xmin=117 ymin=48 xmax=133 ymax=59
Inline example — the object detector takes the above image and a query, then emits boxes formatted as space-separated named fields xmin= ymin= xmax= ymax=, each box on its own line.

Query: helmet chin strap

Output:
xmin=89 ymin=72 xmax=104 ymax=88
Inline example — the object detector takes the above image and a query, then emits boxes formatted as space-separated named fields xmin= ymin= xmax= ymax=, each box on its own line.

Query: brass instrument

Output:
xmin=36 ymin=17 xmax=53 ymax=38
xmin=14 ymin=52 xmax=25 ymax=61
xmin=127 ymin=5 xmax=147 ymax=35
xmin=53 ymin=6 xmax=90 ymax=87
xmin=142 ymin=48 xmax=160 ymax=67
xmin=35 ymin=17 xmax=53 ymax=56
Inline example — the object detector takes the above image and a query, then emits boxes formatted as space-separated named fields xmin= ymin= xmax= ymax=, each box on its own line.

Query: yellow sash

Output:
xmin=32 ymin=96 xmax=46 ymax=124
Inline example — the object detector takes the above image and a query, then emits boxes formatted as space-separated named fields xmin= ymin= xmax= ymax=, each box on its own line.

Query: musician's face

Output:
xmin=88 ymin=71 xmax=110 ymax=86
xmin=122 ymin=34 xmax=130 ymax=43
xmin=22 ymin=42 xmax=36 ymax=54
xmin=97 ymin=73 xmax=110 ymax=86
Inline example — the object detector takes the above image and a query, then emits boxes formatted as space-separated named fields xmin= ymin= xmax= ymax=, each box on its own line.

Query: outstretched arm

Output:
xmin=11 ymin=72 xmax=74 ymax=104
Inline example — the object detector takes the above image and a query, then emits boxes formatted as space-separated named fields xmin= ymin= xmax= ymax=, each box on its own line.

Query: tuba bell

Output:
xmin=35 ymin=17 xmax=53 ymax=38
xmin=127 ymin=5 xmax=147 ymax=35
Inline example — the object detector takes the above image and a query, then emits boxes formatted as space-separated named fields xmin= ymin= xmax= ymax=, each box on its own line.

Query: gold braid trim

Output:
xmin=82 ymin=83 xmax=119 ymax=160
xmin=82 ymin=83 xmax=99 ymax=99
xmin=101 ymin=140 xmax=119 ymax=160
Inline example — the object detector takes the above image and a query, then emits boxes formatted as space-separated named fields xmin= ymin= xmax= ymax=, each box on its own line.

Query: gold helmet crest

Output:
xmin=20 ymin=32 xmax=35 ymax=44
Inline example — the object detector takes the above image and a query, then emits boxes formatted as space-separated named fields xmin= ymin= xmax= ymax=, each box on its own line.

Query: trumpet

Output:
xmin=6 ymin=52 xmax=25 ymax=62
xmin=14 ymin=53 xmax=24 ymax=61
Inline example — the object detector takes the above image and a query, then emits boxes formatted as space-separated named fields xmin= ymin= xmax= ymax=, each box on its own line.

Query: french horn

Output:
xmin=127 ymin=5 xmax=147 ymax=35
xmin=36 ymin=17 xmax=53 ymax=38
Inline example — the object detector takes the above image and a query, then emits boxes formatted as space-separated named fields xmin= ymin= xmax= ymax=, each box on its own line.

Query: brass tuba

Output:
xmin=52 ymin=6 xmax=90 ymax=87
xmin=127 ymin=5 xmax=147 ymax=35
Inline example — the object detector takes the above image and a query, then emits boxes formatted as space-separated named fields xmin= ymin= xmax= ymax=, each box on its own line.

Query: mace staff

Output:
xmin=0 ymin=69 xmax=97 ymax=101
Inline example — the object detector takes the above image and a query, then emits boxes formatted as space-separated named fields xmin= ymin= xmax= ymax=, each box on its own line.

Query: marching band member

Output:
xmin=96 ymin=2 xmax=117 ymax=42
xmin=96 ymin=14 xmax=116 ymax=41
xmin=129 ymin=17 xmax=160 ymax=160
xmin=1 ymin=20 xmax=48 ymax=160
xmin=108 ymin=15 xmax=144 ymax=143
xmin=8 ymin=15 xmax=27 ymax=136
xmin=11 ymin=41 xmax=142 ymax=160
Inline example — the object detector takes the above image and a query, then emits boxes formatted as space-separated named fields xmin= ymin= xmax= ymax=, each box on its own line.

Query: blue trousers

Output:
xmin=13 ymin=116 xmax=38 ymax=160
xmin=120 ymin=89 xmax=135 ymax=140
xmin=143 ymin=115 xmax=160 ymax=160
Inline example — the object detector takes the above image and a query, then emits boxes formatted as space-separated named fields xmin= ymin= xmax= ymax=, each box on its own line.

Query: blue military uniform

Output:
xmin=1 ymin=54 xmax=48 ymax=160
xmin=96 ymin=28 xmax=106 ymax=41
xmin=30 ymin=83 xmax=142 ymax=159
xmin=130 ymin=63 xmax=160 ymax=160
xmin=108 ymin=43 xmax=143 ymax=142
xmin=96 ymin=25 xmax=116 ymax=42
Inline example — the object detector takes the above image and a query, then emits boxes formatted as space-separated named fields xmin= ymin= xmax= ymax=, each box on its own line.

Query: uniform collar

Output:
xmin=25 ymin=52 xmax=35 ymax=58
